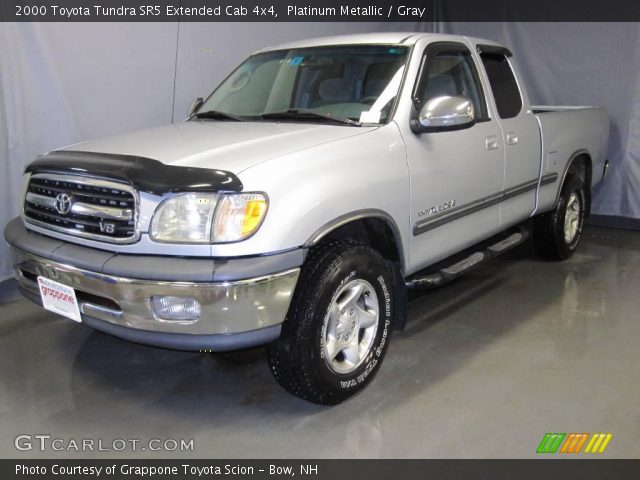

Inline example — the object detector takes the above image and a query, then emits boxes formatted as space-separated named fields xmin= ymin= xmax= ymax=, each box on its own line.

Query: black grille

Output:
xmin=24 ymin=175 xmax=137 ymax=242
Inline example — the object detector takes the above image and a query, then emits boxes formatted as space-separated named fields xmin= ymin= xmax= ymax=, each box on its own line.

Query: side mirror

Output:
xmin=411 ymin=95 xmax=475 ymax=133
xmin=187 ymin=97 xmax=204 ymax=119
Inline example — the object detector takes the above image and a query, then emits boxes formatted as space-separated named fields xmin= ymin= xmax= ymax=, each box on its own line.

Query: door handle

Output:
xmin=485 ymin=135 xmax=499 ymax=150
xmin=506 ymin=132 xmax=519 ymax=145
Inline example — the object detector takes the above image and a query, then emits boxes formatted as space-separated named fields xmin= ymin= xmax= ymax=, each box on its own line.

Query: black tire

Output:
xmin=533 ymin=175 xmax=587 ymax=260
xmin=267 ymin=242 xmax=396 ymax=405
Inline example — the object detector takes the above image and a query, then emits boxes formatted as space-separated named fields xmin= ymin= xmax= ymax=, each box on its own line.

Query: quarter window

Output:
xmin=480 ymin=53 xmax=522 ymax=119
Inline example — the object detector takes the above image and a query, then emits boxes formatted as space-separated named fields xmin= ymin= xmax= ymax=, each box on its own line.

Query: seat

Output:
xmin=362 ymin=61 xmax=402 ymax=99
xmin=311 ymin=78 xmax=353 ymax=107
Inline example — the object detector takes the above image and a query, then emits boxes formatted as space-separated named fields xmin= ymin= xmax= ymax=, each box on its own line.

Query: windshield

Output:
xmin=197 ymin=45 xmax=410 ymax=125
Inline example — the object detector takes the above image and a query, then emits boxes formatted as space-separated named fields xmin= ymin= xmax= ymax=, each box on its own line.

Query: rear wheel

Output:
xmin=267 ymin=242 xmax=395 ymax=405
xmin=533 ymin=175 xmax=586 ymax=260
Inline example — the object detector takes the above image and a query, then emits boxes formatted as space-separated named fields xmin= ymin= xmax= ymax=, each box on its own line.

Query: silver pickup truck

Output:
xmin=4 ymin=33 xmax=609 ymax=404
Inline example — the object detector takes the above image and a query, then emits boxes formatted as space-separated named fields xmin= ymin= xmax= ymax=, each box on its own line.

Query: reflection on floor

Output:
xmin=0 ymin=225 xmax=638 ymax=458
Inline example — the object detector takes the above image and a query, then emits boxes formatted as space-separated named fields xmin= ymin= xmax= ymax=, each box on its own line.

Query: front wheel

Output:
xmin=267 ymin=242 xmax=396 ymax=405
xmin=533 ymin=175 xmax=587 ymax=260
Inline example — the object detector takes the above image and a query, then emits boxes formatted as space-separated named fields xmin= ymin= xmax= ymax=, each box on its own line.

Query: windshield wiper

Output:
xmin=259 ymin=109 xmax=361 ymax=126
xmin=194 ymin=110 xmax=247 ymax=122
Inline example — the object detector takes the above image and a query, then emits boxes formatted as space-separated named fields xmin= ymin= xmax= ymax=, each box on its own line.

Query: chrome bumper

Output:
xmin=10 ymin=247 xmax=300 ymax=350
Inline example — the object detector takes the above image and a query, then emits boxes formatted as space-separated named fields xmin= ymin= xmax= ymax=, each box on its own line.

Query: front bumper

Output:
xmin=5 ymin=218 xmax=301 ymax=351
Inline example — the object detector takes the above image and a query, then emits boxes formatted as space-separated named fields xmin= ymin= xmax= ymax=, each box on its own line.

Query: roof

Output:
xmin=256 ymin=32 xmax=504 ymax=53
xmin=256 ymin=32 xmax=426 ymax=52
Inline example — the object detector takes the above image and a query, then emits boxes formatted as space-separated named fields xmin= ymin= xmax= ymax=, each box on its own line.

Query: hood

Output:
xmin=59 ymin=120 xmax=375 ymax=174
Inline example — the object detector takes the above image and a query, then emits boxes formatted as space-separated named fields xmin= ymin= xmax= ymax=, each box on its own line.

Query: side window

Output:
xmin=415 ymin=45 xmax=488 ymax=121
xmin=480 ymin=53 xmax=522 ymax=119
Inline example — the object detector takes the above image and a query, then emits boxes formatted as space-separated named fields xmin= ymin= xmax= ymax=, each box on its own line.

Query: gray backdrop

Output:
xmin=439 ymin=22 xmax=640 ymax=223
xmin=0 ymin=22 xmax=638 ymax=282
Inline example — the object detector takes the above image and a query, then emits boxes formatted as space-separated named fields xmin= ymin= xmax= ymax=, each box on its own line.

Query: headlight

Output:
xmin=150 ymin=192 xmax=267 ymax=244
xmin=150 ymin=193 xmax=217 ymax=243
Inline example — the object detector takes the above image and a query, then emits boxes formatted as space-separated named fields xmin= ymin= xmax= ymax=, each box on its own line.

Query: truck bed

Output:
xmin=532 ymin=105 xmax=609 ymax=214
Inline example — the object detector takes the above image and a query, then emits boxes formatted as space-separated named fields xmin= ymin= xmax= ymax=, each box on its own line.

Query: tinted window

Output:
xmin=200 ymin=45 xmax=410 ymax=123
xmin=480 ymin=53 xmax=522 ymax=119
xmin=416 ymin=46 xmax=488 ymax=121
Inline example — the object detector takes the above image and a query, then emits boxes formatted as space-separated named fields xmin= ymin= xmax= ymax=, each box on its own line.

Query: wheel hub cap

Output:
xmin=564 ymin=192 xmax=581 ymax=244
xmin=322 ymin=279 xmax=379 ymax=374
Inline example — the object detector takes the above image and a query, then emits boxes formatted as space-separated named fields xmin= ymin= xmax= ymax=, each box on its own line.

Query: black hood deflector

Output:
xmin=25 ymin=151 xmax=243 ymax=195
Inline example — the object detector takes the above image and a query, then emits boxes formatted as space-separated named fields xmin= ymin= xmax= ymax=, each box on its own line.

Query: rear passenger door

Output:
xmin=478 ymin=48 xmax=542 ymax=227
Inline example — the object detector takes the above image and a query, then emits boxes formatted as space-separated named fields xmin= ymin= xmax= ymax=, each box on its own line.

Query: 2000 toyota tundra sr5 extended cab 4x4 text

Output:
xmin=5 ymin=33 xmax=609 ymax=404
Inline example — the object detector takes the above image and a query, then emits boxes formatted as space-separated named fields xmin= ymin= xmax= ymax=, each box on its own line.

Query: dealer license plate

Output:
xmin=37 ymin=276 xmax=82 ymax=323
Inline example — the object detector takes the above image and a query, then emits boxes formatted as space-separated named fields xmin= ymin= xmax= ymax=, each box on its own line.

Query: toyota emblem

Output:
xmin=54 ymin=193 xmax=73 ymax=215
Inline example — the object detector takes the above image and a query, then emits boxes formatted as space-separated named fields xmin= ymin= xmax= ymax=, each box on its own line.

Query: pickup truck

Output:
xmin=4 ymin=33 xmax=609 ymax=405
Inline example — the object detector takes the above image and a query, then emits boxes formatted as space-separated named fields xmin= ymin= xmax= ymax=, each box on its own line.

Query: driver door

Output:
xmin=403 ymin=42 xmax=505 ymax=271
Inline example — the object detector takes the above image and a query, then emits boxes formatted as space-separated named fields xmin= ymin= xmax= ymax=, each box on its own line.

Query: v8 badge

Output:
xmin=99 ymin=221 xmax=116 ymax=235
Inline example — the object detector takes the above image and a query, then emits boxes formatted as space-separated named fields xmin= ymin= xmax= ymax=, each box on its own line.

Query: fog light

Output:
xmin=150 ymin=296 xmax=201 ymax=322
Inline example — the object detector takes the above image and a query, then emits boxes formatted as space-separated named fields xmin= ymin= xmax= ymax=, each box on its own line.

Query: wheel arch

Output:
xmin=556 ymin=150 xmax=593 ymax=216
xmin=304 ymin=209 xmax=406 ymax=273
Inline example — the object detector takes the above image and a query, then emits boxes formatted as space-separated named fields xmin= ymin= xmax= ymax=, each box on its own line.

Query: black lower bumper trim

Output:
xmin=5 ymin=217 xmax=305 ymax=282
